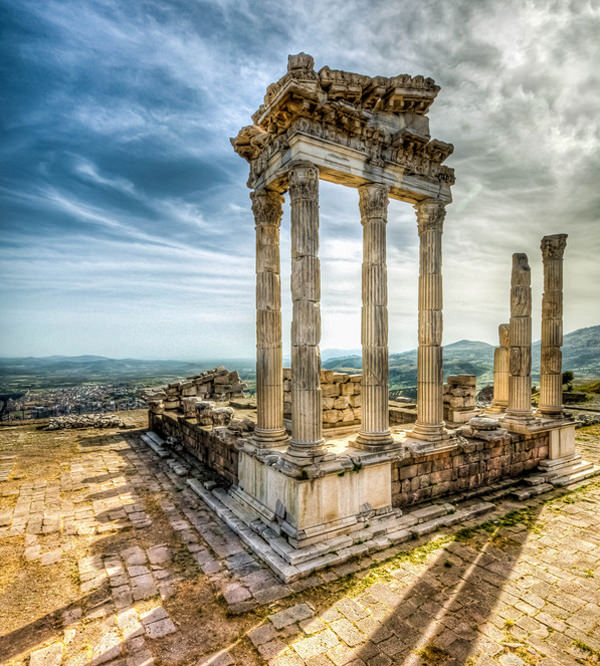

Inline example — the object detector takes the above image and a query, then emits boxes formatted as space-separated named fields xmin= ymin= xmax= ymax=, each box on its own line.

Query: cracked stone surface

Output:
xmin=1 ymin=413 xmax=599 ymax=666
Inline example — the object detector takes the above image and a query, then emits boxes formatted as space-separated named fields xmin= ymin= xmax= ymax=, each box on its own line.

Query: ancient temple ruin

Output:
xmin=145 ymin=54 xmax=596 ymax=581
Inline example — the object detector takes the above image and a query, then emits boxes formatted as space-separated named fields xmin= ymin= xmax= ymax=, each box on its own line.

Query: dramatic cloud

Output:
xmin=1 ymin=0 xmax=599 ymax=358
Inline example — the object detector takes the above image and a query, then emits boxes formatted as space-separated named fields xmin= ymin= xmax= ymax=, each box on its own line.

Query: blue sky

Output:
xmin=1 ymin=0 xmax=599 ymax=359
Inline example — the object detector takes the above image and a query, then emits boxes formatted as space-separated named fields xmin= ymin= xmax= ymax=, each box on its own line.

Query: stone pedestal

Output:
xmin=539 ymin=234 xmax=567 ymax=418
xmin=488 ymin=324 xmax=510 ymax=413
xmin=287 ymin=162 xmax=326 ymax=462
xmin=412 ymin=199 xmax=447 ymax=442
xmin=235 ymin=449 xmax=393 ymax=549
xmin=504 ymin=253 xmax=534 ymax=428
xmin=252 ymin=189 xmax=288 ymax=445
xmin=356 ymin=183 xmax=393 ymax=447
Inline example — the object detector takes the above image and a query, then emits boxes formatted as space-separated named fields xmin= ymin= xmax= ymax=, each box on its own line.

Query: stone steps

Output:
xmin=141 ymin=432 xmax=169 ymax=459
xmin=551 ymin=464 xmax=598 ymax=487
xmin=511 ymin=483 xmax=554 ymax=501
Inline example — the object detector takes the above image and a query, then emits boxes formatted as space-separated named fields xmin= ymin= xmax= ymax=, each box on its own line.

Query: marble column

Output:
xmin=356 ymin=183 xmax=393 ymax=447
xmin=505 ymin=253 xmax=533 ymax=421
xmin=287 ymin=162 xmax=325 ymax=461
xmin=539 ymin=234 xmax=568 ymax=418
xmin=251 ymin=188 xmax=288 ymax=445
xmin=412 ymin=199 xmax=446 ymax=441
xmin=489 ymin=324 xmax=510 ymax=413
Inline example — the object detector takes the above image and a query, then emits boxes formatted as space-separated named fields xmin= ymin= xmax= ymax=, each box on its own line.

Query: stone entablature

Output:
xmin=232 ymin=53 xmax=454 ymax=199
xmin=283 ymin=369 xmax=362 ymax=428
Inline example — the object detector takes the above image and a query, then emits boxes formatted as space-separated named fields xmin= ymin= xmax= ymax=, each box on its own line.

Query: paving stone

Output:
xmin=30 ymin=643 xmax=64 ymax=666
xmin=91 ymin=630 xmax=122 ymax=665
xmin=329 ymin=619 xmax=366 ymax=647
xmin=117 ymin=609 xmax=144 ymax=639
xmin=144 ymin=618 xmax=177 ymax=639
xmin=292 ymin=629 xmax=339 ymax=660
xmin=247 ymin=623 xmax=278 ymax=647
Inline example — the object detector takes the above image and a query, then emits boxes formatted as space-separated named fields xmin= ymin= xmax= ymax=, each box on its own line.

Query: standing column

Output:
xmin=357 ymin=184 xmax=393 ymax=447
xmin=489 ymin=324 xmax=510 ymax=412
xmin=287 ymin=162 xmax=325 ymax=461
xmin=505 ymin=253 xmax=533 ymax=422
xmin=413 ymin=199 xmax=446 ymax=441
xmin=539 ymin=234 xmax=568 ymax=418
xmin=252 ymin=189 xmax=288 ymax=445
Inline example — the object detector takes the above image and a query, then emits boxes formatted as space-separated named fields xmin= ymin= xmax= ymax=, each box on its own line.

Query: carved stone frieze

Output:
xmin=231 ymin=53 xmax=455 ymax=189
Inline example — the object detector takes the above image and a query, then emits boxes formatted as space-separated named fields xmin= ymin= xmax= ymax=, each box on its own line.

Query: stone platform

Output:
xmin=143 ymin=419 xmax=598 ymax=582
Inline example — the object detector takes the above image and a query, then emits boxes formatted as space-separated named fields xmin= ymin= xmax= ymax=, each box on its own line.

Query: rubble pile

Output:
xmin=46 ymin=414 xmax=126 ymax=430
xmin=443 ymin=375 xmax=479 ymax=424
xmin=283 ymin=369 xmax=362 ymax=427
xmin=143 ymin=367 xmax=247 ymax=413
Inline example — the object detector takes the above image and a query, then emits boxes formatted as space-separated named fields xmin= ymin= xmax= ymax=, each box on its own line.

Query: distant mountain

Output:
xmin=0 ymin=356 xmax=255 ymax=391
xmin=325 ymin=325 xmax=600 ymax=391
xmin=1 ymin=325 xmax=597 ymax=393
xmin=533 ymin=325 xmax=600 ymax=378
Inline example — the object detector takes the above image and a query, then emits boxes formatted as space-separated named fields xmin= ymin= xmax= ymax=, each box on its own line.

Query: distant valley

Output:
xmin=1 ymin=325 xmax=598 ymax=395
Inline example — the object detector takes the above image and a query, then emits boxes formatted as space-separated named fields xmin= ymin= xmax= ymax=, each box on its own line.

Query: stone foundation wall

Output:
xmin=150 ymin=412 xmax=239 ymax=486
xmin=392 ymin=430 xmax=548 ymax=507
xmin=283 ymin=369 xmax=362 ymax=428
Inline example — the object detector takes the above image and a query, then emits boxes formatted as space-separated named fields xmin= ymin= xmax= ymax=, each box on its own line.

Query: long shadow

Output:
xmin=354 ymin=501 xmax=544 ymax=665
xmin=0 ymin=428 xmax=153 ymax=661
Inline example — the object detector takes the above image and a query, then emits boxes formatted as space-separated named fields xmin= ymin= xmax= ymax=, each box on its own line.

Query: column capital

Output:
xmin=251 ymin=188 xmax=284 ymax=227
xmin=288 ymin=161 xmax=319 ymax=200
xmin=358 ymin=183 xmax=389 ymax=221
xmin=415 ymin=198 xmax=446 ymax=235
xmin=541 ymin=234 xmax=567 ymax=260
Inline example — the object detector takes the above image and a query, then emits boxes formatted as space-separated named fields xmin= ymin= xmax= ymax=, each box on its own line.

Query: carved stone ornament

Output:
xmin=415 ymin=199 xmax=446 ymax=235
xmin=251 ymin=188 xmax=284 ymax=226
xmin=541 ymin=234 xmax=567 ymax=260
xmin=358 ymin=183 xmax=389 ymax=220
xmin=231 ymin=53 xmax=455 ymax=189
xmin=288 ymin=162 xmax=319 ymax=201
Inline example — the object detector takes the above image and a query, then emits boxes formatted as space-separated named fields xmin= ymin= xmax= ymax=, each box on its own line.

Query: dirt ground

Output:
xmin=1 ymin=414 xmax=599 ymax=666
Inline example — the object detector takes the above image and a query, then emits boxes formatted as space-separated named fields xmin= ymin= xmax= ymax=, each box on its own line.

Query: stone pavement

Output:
xmin=0 ymin=417 xmax=599 ymax=666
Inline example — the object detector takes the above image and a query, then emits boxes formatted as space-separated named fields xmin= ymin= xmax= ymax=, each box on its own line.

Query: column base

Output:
xmin=354 ymin=430 xmax=401 ymax=451
xmin=286 ymin=439 xmax=327 ymax=465
xmin=537 ymin=407 xmax=564 ymax=419
xmin=410 ymin=422 xmax=448 ymax=442
xmin=501 ymin=410 xmax=536 ymax=433
xmin=253 ymin=427 xmax=289 ymax=448
xmin=486 ymin=402 xmax=507 ymax=414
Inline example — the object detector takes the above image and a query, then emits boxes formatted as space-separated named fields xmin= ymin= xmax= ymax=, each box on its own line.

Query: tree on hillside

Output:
xmin=562 ymin=370 xmax=574 ymax=391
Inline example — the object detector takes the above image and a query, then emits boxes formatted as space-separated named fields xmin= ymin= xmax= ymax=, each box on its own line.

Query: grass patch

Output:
xmin=574 ymin=640 xmax=600 ymax=661
xmin=414 ymin=644 xmax=449 ymax=664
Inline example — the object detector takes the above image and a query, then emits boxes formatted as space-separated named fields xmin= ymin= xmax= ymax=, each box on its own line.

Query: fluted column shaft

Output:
xmin=287 ymin=162 xmax=325 ymax=460
xmin=539 ymin=234 xmax=567 ymax=418
xmin=506 ymin=253 xmax=533 ymax=420
xmin=252 ymin=189 xmax=288 ymax=445
xmin=357 ymin=184 xmax=393 ymax=447
xmin=490 ymin=323 xmax=510 ymax=412
xmin=413 ymin=199 xmax=446 ymax=441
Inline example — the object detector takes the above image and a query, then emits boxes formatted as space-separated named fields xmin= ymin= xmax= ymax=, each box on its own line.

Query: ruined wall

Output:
xmin=150 ymin=412 xmax=239 ymax=485
xmin=443 ymin=375 xmax=479 ymax=423
xmin=283 ymin=369 xmax=362 ymax=428
xmin=392 ymin=430 xmax=548 ymax=507
xmin=148 ymin=367 xmax=247 ymax=411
